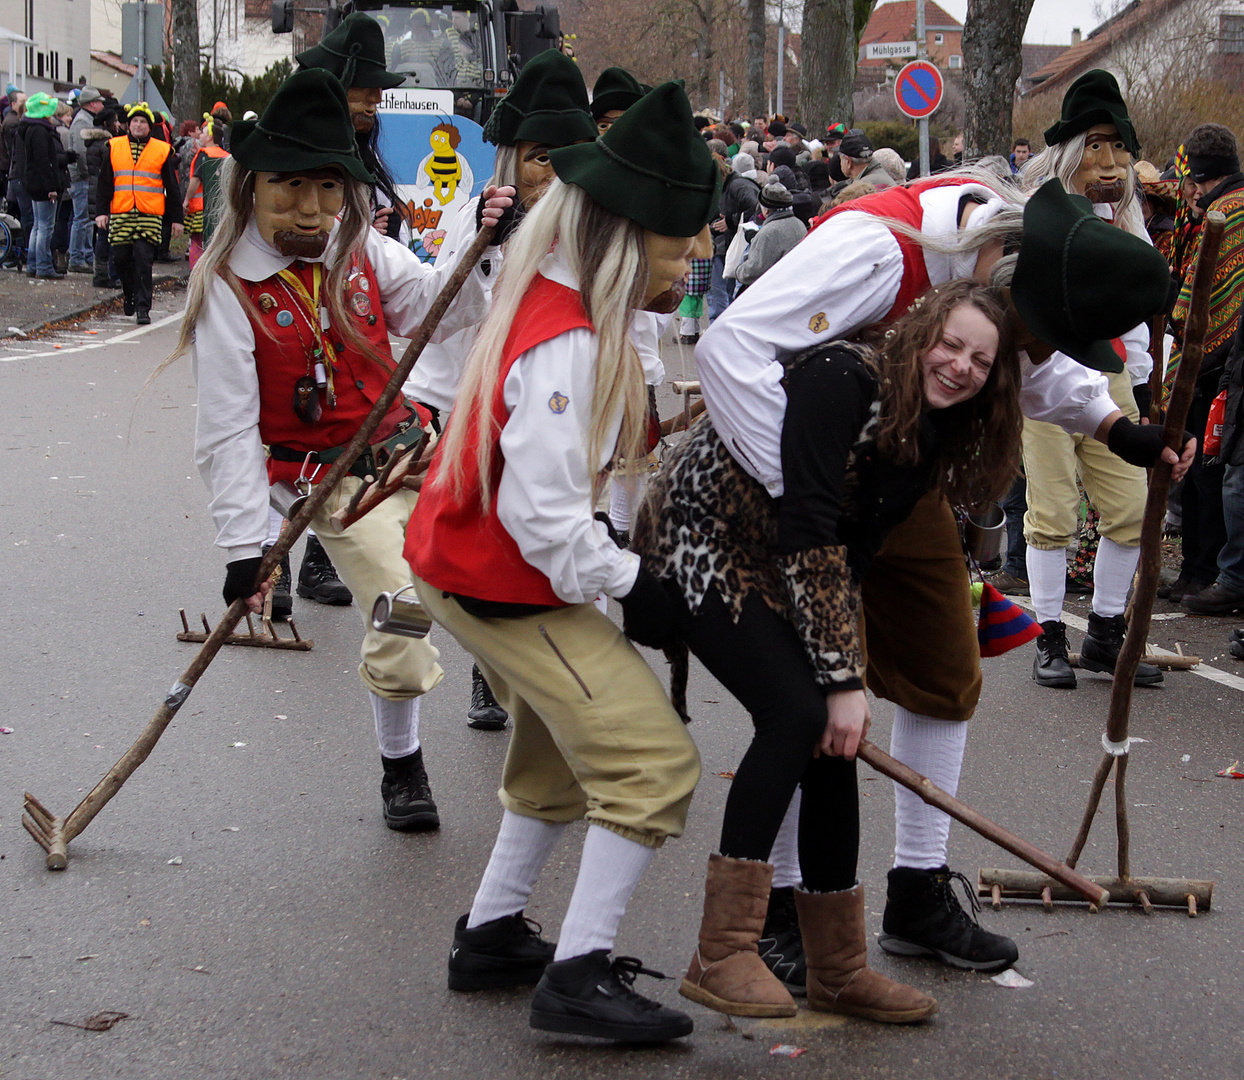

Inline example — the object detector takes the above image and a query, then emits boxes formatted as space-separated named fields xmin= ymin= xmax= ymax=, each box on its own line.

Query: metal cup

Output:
xmin=964 ymin=502 xmax=1006 ymax=566
xmin=269 ymin=480 xmax=308 ymax=520
xmin=371 ymin=585 xmax=432 ymax=639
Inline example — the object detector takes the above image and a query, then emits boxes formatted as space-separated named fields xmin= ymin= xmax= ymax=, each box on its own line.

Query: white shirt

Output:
xmin=494 ymin=251 xmax=644 ymax=604
xmin=695 ymin=181 xmax=1119 ymax=496
xmin=192 ymin=218 xmax=497 ymax=560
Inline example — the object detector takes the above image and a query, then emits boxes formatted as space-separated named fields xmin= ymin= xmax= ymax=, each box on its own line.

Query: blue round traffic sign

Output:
xmin=894 ymin=60 xmax=944 ymax=120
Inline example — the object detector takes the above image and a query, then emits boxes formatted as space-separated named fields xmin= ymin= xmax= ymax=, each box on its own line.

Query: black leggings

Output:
xmin=679 ymin=587 xmax=859 ymax=892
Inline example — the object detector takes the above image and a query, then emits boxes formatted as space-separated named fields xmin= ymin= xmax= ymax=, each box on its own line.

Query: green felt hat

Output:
xmin=548 ymin=81 xmax=720 ymax=237
xmin=230 ymin=69 xmax=374 ymax=184
xmin=1043 ymin=69 xmax=1140 ymax=158
xmin=25 ymin=93 xmax=58 ymax=119
xmin=591 ymin=66 xmax=645 ymax=120
xmin=296 ymin=13 xmax=404 ymax=90
xmin=1011 ymin=179 xmax=1170 ymax=373
xmin=482 ymin=49 xmax=596 ymax=147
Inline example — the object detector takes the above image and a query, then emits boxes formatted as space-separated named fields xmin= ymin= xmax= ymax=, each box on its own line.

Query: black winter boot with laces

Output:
xmin=380 ymin=749 xmax=439 ymax=831
xmin=448 ymin=911 xmax=555 ymax=991
xmin=530 ymin=951 xmax=694 ymax=1041
xmin=1032 ymin=619 xmax=1076 ymax=688
xmin=757 ymin=886 xmax=807 ymax=996
xmin=260 ymin=543 xmax=293 ymax=622
xmin=297 ymin=534 xmax=352 ymax=605
xmin=467 ymin=664 xmax=509 ymax=731
xmin=879 ymin=865 xmax=1018 ymax=972
xmin=1080 ymin=611 xmax=1164 ymax=686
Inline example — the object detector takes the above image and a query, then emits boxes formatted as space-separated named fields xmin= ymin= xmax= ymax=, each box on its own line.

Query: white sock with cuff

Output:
xmin=768 ymin=787 xmax=803 ymax=888
xmin=890 ymin=706 xmax=969 ymax=870
xmin=555 ymin=824 xmax=654 ymax=961
xmin=467 ymin=810 xmax=569 ymax=927
xmin=370 ymin=692 xmax=420 ymax=758
xmin=1091 ymin=537 xmax=1139 ymax=617
xmin=1027 ymin=544 xmax=1070 ymax=624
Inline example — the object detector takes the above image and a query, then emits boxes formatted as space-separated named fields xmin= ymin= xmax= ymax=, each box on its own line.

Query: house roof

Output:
xmin=1020 ymin=43 xmax=1069 ymax=86
xmin=1024 ymin=0 xmax=1184 ymax=95
xmin=859 ymin=1 xmax=962 ymax=66
xmin=92 ymin=51 xmax=137 ymax=77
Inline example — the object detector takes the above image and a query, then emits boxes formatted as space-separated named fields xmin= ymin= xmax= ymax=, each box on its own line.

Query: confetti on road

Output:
xmin=992 ymin=969 xmax=1034 ymax=988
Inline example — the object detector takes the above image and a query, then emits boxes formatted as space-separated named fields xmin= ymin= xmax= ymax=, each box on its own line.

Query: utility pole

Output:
xmin=916 ymin=0 xmax=929 ymax=176
xmin=776 ymin=9 xmax=784 ymax=115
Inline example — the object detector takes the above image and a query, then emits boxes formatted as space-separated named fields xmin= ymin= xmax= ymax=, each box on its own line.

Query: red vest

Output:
xmin=243 ymin=258 xmax=427 ymax=486
xmin=406 ymin=273 xmax=593 ymax=606
xmin=810 ymin=177 xmax=996 ymax=323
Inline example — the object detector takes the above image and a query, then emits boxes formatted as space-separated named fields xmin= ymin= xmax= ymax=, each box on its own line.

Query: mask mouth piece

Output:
xmin=272 ymin=230 xmax=331 ymax=258
xmin=1083 ymin=178 xmax=1125 ymax=203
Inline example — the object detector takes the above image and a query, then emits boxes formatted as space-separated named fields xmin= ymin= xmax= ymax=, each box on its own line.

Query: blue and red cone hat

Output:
xmin=977 ymin=582 xmax=1042 ymax=657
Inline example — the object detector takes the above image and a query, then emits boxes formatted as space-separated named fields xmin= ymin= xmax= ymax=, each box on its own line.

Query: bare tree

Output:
xmin=962 ymin=0 xmax=1037 ymax=157
xmin=170 ymin=0 xmax=201 ymax=124
xmin=800 ymin=0 xmax=855 ymax=131
xmin=747 ymin=0 xmax=766 ymax=118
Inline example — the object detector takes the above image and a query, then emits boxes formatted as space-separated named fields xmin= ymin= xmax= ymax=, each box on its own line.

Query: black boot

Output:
xmin=879 ymin=866 xmax=1018 ymax=972
xmin=380 ymin=749 xmax=439 ymax=831
xmin=297 ymin=534 xmax=352 ymax=604
xmin=1080 ymin=611 xmax=1163 ymax=686
xmin=1032 ymin=620 xmax=1076 ymax=688
xmin=530 ymin=951 xmax=693 ymax=1042
xmin=261 ymin=544 xmax=293 ymax=622
xmin=467 ymin=664 xmax=508 ymax=731
xmin=448 ymin=911 xmax=555 ymax=991
xmin=756 ymin=885 xmax=807 ymax=997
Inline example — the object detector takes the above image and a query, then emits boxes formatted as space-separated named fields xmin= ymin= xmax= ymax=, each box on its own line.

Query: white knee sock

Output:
xmin=266 ymin=506 xmax=283 ymax=547
xmin=555 ymin=824 xmax=654 ymax=960
xmin=468 ymin=810 xmax=569 ymax=927
xmin=609 ymin=475 xmax=637 ymax=534
xmin=891 ymin=707 xmax=969 ymax=870
xmin=768 ymin=787 xmax=803 ymax=889
xmin=1027 ymin=544 xmax=1070 ymax=624
xmin=370 ymin=692 xmax=420 ymax=758
xmin=1091 ymin=537 xmax=1139 ymax=617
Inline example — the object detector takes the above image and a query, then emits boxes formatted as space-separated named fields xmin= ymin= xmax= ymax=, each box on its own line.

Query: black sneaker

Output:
xmin=380 ymin=749 xmax=439 ymax=831
xmin=467 ymin=664 xmax=508 ymax=730
xmin=879 ymin=866 xmax=1018 ymax=972
xmin=756 ymin=885 xmax=807 ymax=997
xmin=136 ymin=310 xmax=151 ymax=325
xmin=261 ymin=544 xmax=293 ymax=622
xmin=297 ymin=534 xmax=352 ymax=604
xmin=123 ymin=298 xmax=135 ymax=315
xmin=530 ymin=951 xmax=693 ymax=1042
xmin=1032 ymin=620 xmax=1076 ymax=688
xmin=1231 ymin=627 xmax=1244 ymax=660
xmin=1080 ymin=611 xmax=1163 ymax=686
xmin=448 ymin=911 xmax=555 ymax=991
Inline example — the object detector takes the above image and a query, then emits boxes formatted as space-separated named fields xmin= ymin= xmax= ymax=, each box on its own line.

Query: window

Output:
xmin=67 ymin=58 xmax=73 ymax=83
xmin=1222 ymin=14 xmax=1244 ymax=53
xmin=934 ymin=32 xmax=944 ymax=45
xmin=36 ymin=51 xmax=43 ymax=79
xmin=948 ymin=54 xmax=962 ymax=69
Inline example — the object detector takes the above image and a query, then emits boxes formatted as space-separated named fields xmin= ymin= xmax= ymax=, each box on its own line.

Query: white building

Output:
xmin=0 ymin=0 xmax=91 ymax=95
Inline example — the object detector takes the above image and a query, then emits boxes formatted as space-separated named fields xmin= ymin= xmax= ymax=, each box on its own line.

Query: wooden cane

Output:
xmin=1063 ymin=210 xmax=1225 ymax=878
xmin=1148 ymin=311 xmax=1166 ymax=424
xmin=22 ymin=224 xmax=497 ymax=870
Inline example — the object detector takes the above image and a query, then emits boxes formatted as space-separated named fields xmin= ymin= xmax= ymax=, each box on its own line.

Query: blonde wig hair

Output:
xmin=434 ymin=177 xmax=651 ymax=508
xmin=1020 ymin=136 xmax=1146 ymax=238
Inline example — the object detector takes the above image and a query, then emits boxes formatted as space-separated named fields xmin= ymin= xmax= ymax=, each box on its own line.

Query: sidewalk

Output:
xmin=0 ymin=256 xmax=191 ymax=336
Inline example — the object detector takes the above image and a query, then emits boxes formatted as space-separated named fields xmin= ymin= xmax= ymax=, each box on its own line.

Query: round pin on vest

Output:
xmin=276 ymin=310 xmax=294 ymax=327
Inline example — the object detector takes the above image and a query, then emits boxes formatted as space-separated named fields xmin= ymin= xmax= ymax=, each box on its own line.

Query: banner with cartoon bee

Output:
xmin=376 ymin=89 xmax=496 ymax=263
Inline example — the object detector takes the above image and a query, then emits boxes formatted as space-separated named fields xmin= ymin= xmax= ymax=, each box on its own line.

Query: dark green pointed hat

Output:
xmin=591 ymin=66 xmax=645 ymax=120
xmin=549 ymin=81 xmax=721 ymax=237
xmin=1011 ymin=180 xmax=1169 ymax=373
xmin=230 ymin=69 xmax=375 ymax=184
xmin=1043 ymin=69 xmax=1140 ymax=158
xmin=482 ymin=49 xmax=596 ymax=147
xmin=296 ymin=13 xmax=404 ymax=90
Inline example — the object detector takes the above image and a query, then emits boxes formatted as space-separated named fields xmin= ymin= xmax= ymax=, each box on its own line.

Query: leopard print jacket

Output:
xmin=633 ymin=374 xmax=882 ymax=689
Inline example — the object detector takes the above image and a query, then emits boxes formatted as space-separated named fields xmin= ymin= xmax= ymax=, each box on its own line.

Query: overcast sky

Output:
xmin=932 ymin=0 xmax=1107 ymax=44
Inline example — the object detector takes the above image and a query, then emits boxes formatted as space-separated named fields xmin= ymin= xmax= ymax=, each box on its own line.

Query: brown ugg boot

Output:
xmin=795 ymin=884 xmax=938 ymax=1023
xmin=680 ymin=854 xmax=798 ymax=1018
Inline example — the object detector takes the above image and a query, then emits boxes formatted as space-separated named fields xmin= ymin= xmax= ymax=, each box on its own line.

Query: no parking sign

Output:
xmin=894 ymin=60 xmax=944 ymax=120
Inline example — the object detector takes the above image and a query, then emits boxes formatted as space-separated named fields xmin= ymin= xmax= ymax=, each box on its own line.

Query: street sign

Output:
xmin=894 ymin=59 xmax=944 ymax=120
xmin=121 ymin=3 xmax=164 ymax=67
xmin=866 ymin=40 xmax=917 ymax=61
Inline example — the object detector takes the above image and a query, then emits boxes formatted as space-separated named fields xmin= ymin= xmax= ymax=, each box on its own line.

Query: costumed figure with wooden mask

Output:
xmin=170 ymin=68 xmax=516 ymax=834
xmin=404 ymin=82 xmax=719 ymax=1044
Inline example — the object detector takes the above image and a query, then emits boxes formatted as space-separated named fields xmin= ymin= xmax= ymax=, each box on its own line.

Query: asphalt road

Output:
xmin=1 ymin=305 xmax=1242 ymax=1079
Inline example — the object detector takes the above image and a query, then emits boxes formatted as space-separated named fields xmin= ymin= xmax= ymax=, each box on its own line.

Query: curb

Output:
xmin=5 ymin=271 xmax=188 ymax=338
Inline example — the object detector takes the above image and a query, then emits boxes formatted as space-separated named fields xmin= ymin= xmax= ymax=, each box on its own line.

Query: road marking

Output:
xmin=0 ymin=311 xmax=181 ymax=361
xmin=1015 ymin=598 xmax=1244 ymax=693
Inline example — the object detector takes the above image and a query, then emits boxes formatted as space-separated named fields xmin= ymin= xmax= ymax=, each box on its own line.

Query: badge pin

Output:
xmin=257 ymin=293 xmax=276 ymax=312
xmin=352 ymin=292 xmax=371 ymax=317
xmin=808 ymin=311 xmax=829 ymax=334
xmin=276 ymin=309 xmax=294 ymax=327
xmin=548 ymin=391 xmax=569 ymax=414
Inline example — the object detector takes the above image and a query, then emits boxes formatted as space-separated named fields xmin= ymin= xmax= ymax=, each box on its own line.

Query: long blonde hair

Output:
xmin=435 ymin=178 xmax=650 ymax=508
xmin=168 ymin=159 xmax=379 ymax=366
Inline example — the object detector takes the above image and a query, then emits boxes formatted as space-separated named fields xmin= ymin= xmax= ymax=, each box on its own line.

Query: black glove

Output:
xmin=1106 ymin=415 xmax=1193 ymax=468
xmin=1132 ymin=382 xmax=1152 ymax=422
xmin=475 ymin=189 xmax=521 ymax=244
xmin=222 ymin=556 xmax=264 ymax=606
xmin=619 ymin=566 xmax=682 ymax=650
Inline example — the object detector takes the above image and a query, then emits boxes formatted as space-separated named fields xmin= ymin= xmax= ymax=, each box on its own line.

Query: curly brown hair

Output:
xmin=868 ymin=280 xmax=1022 ymax=509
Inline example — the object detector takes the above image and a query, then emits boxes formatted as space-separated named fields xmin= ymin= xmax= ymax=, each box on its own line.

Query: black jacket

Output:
xmin=714 ymin=172 xmax=760 ymax=258
xmin=20 ymin=117 xmax=67 ymax=201
xmin=82 ymin=127 xmax=113 ymax=217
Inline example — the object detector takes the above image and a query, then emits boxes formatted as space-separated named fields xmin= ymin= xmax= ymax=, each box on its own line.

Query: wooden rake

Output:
xmin=23 ymin=224 xmax=495 ymax=870
xmin=979 ymin=211 xmax=1226 ymax=916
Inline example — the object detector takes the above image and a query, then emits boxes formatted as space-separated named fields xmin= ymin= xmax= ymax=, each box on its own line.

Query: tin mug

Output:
xmin=371 ymin=584 xmax=432 ymax=639
xmin=964 ymin=503 xmax=1005 ymax=566
xmin=269 ymin=480 xmax=308 ymax=521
